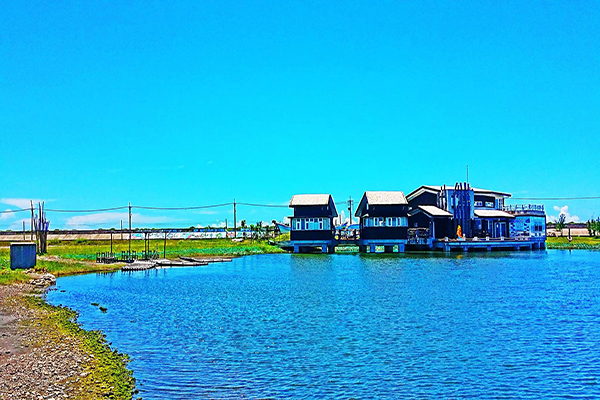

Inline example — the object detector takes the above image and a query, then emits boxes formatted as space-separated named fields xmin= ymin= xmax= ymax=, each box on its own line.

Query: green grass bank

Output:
xmin=546 ymin=236 xmax=600 ymax=250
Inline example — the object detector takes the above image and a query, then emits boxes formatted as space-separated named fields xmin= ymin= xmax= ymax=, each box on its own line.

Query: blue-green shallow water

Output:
xmin=47 ymin=251 xmax=600 ymax=399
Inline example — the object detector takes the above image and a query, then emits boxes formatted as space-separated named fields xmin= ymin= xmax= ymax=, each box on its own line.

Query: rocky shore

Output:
xmin=0 ymin=274 xmax=135 ymax=399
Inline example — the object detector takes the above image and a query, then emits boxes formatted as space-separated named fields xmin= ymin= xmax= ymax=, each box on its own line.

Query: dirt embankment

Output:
xmin=0 ymin=280 xmax=134 ymax=399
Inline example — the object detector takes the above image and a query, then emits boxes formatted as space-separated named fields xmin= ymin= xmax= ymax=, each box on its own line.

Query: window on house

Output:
xmin=475 ymin=201 xmax=483 ymax=207
xmin=485 ymin=202 xmax=494 ymax=208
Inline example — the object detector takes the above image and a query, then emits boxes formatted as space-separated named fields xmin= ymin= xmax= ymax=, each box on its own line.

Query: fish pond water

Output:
xmin=47 ymin=251 xmax=600 ymax=399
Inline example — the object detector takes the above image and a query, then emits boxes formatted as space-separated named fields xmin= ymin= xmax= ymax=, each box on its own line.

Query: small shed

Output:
xmin=289 ymin=194 xmax=338 ymax=253
xmin=355 ymin=191 xmax=409 ymax=252
xmin=408 ymin=205 xmax=454 ymax=239
xmin=10 ymin=242 xmax=37 ymax=270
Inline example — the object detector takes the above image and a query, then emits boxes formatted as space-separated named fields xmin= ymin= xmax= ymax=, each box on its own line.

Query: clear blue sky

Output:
xmin=1 ymin=1 xmax=599 ymax=229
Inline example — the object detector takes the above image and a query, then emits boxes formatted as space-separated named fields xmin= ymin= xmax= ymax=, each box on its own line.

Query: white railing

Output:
xmin=502 ymin=204 xmax=545 ymax=213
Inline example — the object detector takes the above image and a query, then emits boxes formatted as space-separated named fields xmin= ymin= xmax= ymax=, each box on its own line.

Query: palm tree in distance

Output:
xmin=240 ymin=220 xmax=247 ymax=238
xmin=555 ymin=214 xmax=567 ymax=237
xmin=256 ymin=221 xmax=263 ymax=240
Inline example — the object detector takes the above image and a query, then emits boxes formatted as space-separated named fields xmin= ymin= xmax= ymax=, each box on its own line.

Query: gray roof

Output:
xmin=418 ymin=205 xmax=453 ymax=217
xmin=289 ymin=194 xmax=331 ymax=207
xmin=355 ymin=191 xmax=408 ymax=217
xmin=407 ymin=185 xmax=511 ymax=200
xmin=364 ymin=191 xmax=408 ymax=205
xmin=474 ymin=209 xmax=515 ymax=219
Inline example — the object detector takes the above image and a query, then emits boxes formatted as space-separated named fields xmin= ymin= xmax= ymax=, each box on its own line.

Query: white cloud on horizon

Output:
xmin=65 ymin=212 xmax=176 ymax=229
xmin=0 ymin=209 xmax=16 ymax=221
xmin=1 ymin=198 xmax=52 ymax=209
xmin=551 ymin=205 xmax=580 ymax=223
xmin=194 ymin=210 xmax=219 ymax=215
xmin=7 ymin=218 xmax=30 ymax=231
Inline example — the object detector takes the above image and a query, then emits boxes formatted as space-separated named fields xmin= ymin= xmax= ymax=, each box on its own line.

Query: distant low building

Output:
xmin=289 ymin=194 xmax=337 ymax=253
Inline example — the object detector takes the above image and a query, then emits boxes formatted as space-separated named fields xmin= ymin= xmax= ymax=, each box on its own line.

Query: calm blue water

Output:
xmin=47 ymin=251 xmax=600 ymax=399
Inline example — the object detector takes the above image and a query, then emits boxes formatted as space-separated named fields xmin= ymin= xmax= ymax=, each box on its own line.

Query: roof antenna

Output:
xmin=466 ymin=164 xmax=469 ymax=184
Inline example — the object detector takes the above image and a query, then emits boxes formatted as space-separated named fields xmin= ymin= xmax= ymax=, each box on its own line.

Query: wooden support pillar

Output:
xmin=294 ymin=244 xmax=300 ymax=253
xmin=370 ymin=244 xmax=376 ymax=253
xmin=163 ymin=232 xmax=167 ymax=258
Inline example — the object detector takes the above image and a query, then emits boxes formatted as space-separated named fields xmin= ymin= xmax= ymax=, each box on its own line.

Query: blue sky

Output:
xmin=1 ymin=1 xmax=599 ymax=229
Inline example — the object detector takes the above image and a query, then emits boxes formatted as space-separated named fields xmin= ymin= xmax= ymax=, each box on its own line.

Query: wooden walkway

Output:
xmin=121 ymin=257 xmax=233 ymax=271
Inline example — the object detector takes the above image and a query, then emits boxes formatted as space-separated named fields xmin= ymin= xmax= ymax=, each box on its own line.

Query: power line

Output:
xmin=0 ymin=208 xmax=31 ymax=214
xmin=236 ymin=202 xmax=288 ymax=208
xmin=133 ymin=203 xmax=233 ymax=211
xmin=45 ymin=206 xmax=130 ymax=213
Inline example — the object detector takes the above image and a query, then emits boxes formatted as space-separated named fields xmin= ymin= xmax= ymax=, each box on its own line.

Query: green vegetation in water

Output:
xmin=25 ymin=296 xmax=136 ymax=399
xmin=99 ymin=306 xmax=108 ymax=313
xmin=91 ymin=302 xmax=99 ymax=307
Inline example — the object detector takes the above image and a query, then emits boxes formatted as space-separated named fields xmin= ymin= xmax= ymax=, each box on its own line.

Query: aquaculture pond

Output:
xmin=47 ymin=251 xmax=600 ymax=399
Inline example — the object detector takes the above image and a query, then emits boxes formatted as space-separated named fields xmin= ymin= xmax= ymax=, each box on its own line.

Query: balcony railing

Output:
xmin=502 ymin=204 xmax=545 ymax=214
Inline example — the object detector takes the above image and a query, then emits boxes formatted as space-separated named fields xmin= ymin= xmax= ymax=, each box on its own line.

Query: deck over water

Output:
xmin=281 ymin=237 xmax=546 ymax=253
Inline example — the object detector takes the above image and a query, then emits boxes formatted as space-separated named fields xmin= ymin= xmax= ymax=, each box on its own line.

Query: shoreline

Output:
xmin=0 ymin=273 xmax=135 ymax=399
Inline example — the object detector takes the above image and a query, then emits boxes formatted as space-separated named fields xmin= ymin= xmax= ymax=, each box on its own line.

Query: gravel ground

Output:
xmin=0 ymin=281 xmax=107 ymax=399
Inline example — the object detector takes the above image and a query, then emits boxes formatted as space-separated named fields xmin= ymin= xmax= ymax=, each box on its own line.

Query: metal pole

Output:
xmin=348 ymin=196 xmax=354 ymax=225
xmin=121 ymin=220 xmax=123 ymax=240
xmin=111 ymin=232 xmax=113 ymax=253
xmin=30 ymin=201 xmax=34 ymax=241
xmin=23 ymin=221 xmax=25 ymax=241
xmin=163 ymin=232 xmax=167 ymax=259
xmin=128 ymin=202 xmax=132 ymax=254
xmin=233 ymin=199 xmax=237 ymax=239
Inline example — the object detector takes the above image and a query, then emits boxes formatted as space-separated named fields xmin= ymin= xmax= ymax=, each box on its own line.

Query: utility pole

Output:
xmin=120 ymin=220 xmax=123 ymax=240
xmin=347 ymin=196 xmax=354 ymax=225
xmin=233 ymin=199 xmax=237 ymax=239
xmin=30 ymin=200 xmax=34 ymax=241
xmin=128 ymin=202 xmax=132 ymax=254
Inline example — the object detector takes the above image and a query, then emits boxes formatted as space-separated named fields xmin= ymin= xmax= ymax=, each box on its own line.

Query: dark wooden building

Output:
xmin=289 ymin=194 xmax=338 ymax=253
xmin=355 ymin=191 xmax=409 ymax=253
xmin=407 ymin=205 xmax=454 ymax=239
xmin=407 ymin=184 xmax=515 ymax=240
